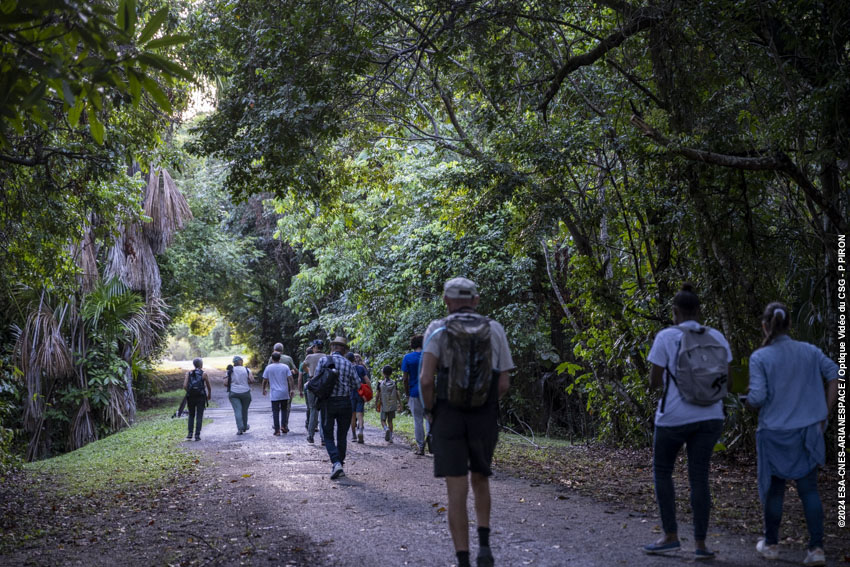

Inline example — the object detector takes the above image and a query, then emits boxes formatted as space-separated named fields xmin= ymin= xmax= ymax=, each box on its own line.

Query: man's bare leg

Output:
xmin=446 ymin=475 xmax=470 ymax=552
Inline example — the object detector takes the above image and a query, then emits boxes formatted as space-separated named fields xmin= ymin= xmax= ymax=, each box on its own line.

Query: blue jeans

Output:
xmin=322 ymin=396 xmax=353 ymax=465
xmin=653 ymin=419 xmax=723 ymax=541
xmin=228 ymin=391 xmax=251 ymax=432
xmin=763 ymin=467 xmax=823 ymax=549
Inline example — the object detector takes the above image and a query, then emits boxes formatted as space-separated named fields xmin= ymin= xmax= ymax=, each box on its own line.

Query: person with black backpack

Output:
xmin=309 ymin=336 xmax=362 ymax=479
xmin=420 ymin=277 xmax=514 ymax=567
xmin=643 ymin=283 xmax=732 ymax=561
xmin=183 ymin=358 xmax=211 ymax=441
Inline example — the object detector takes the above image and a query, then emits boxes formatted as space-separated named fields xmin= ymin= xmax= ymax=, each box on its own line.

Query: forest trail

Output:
xmin=191 ymin=372 xmax=788 ymax=567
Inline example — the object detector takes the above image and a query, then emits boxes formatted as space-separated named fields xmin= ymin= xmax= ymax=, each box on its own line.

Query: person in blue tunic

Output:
xmin=746 ymin=301 xmax=838 ymax=567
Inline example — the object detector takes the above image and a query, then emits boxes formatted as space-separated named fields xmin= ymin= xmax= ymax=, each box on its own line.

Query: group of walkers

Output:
xmin=179 ymin=277 xmax=840 ymax=567
xmin=643 ymin=284 xmax=838 ymax=566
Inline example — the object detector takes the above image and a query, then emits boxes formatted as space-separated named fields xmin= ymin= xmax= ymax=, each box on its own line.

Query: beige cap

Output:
xmin=443 ymin=277 xmax=479 ymax=299
xmin=329 ymin=336 xmax=349 ymax=348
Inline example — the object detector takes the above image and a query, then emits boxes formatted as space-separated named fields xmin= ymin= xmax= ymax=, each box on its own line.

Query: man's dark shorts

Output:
xmin=431 ymin=401 xmax=498 ymax=477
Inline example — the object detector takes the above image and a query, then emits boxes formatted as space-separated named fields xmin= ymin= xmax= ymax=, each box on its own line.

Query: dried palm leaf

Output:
xmin=143 ymin=168 xmax=193 ymax=254
xmin=104 ymin=223 xmax=161 ymax=295
xmin=69 ymin=230 xmax=98 ymax=294
xmin=16 ymin=298 xmax=73 ymax=433
xmin=104 ymin=384 xmax=130 ymax=431
xmin=129 ymin=294 xmax=170 ymax=357
xmin=69 ymin=399 xmax=98 ymax=450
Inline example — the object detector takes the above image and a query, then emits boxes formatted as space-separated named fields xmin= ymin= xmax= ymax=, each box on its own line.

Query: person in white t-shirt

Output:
xmin=642 ymin=283 xmax=732 ymax=561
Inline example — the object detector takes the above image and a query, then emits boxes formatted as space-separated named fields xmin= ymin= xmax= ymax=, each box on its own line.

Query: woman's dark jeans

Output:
xmin=653 ymin=419 xmax=724 ymax=540
xmin=186 ymin=393 xmax=206 ymax=437
xmin=764 ymin=467 xmax=823 ymax=549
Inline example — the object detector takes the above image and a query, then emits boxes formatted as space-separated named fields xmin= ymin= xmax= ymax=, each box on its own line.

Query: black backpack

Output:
xmin=428 ymin=311 xmax=495 ymax=409
xmin=187 ymin=368 xmax=205 ymax=396
xmin=306 ymin=356 xmax=339 ymax=401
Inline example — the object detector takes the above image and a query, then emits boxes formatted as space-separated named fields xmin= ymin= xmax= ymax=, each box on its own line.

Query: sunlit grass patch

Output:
xmin=24 ymin=389 xmax=202 ymax=494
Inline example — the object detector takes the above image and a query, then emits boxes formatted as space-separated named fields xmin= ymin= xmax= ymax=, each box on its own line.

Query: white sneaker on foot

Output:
xmin=803 ymin=548 xmax=825 ymax=566
xmin=330 ymin=462 xmax=344 ymax=479
xmin=756 ymin=538 xmax=779 ymax=560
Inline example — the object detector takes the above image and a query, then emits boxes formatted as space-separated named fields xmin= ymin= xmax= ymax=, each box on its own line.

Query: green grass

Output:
xmin=24 ymin=389 xmax=201 ymax=494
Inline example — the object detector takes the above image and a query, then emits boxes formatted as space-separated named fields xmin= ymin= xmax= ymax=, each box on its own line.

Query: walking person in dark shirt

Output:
xmin=183 ymin=358 xmax=211 ymax=441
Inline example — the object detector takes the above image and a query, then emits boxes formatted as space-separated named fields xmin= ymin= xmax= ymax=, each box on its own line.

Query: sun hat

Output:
xmin=329 ymin=336 xmax=349 ymax=348
xmin=443 ymin=277 xmax=479 ymax=299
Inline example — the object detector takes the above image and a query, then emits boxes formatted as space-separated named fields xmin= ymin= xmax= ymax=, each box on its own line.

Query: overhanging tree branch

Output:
xmin=536 ymin=8 xmax=663 ymax=115
xmin=630 ymin=115 xmax=847 ymax=231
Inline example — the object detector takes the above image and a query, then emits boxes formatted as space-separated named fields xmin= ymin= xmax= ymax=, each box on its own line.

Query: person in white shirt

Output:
xmin=228 ymin=355 xmax=254 ymax=435
xmin=263 ymin=352 xmax=293 ymax=435
xmin=643 ymin=283 xmax=731 ymax=561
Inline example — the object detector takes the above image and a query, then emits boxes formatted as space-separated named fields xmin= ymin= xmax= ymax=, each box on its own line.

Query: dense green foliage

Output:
xmin=0 ymin=0 xmax=194 ymax=462
xmin=186 ymin=0 xmax=848 ymax=445
xmin=2 ymin=0 xmax=847 ymax=461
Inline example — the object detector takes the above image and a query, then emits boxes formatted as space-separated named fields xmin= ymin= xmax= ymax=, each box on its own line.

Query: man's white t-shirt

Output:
xmin=264 ymin=363 xmax=292 ymax=401
xmin=647 ymin=320 xmax=732 ymax=427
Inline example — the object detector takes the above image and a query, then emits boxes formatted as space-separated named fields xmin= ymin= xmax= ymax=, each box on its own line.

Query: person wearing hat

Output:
xmin=228 ymin=355 xmax=254 ymax=435
xmin=314 ymin=336 xmax=362 ymax=479
xmin=420 ymin=277 xmax=514 ymax=567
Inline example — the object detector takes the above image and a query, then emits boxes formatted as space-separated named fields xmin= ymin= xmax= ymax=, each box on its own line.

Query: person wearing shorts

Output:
xmin=377 ymin=365 xmax=402 ymax=442
xmin=420 ymin=277 xmax=514 ymax=567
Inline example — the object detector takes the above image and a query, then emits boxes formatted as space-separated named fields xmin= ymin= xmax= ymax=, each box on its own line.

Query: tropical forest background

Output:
xmin=0 ymin=0 xmax=847 ymax=468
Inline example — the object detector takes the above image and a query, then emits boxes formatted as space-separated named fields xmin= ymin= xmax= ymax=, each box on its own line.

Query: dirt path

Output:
xmin=2 ymin=371 xmax=837 ymax=566
xmin=193 ymin=373 xmax=802 ymax=567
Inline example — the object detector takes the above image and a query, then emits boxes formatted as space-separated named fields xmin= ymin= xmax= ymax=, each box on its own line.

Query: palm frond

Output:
xmin=128 ymin=295 xmax=170 ymax=357
xmin=104 ymin=223 xmax=161 ymax=295
xmin=143 ymin=168 xmax=193 ymax=254
xmin=69 ymin=229 xmax=98 ymax=294
xmin=69 ymin=399 xmax=98 ymax=450
xmin=81 ymin=277 xmax=145 ymax=334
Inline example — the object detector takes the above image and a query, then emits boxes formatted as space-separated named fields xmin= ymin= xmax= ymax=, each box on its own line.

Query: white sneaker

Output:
xmin=803 ymin=548 xmax=825 ymax=566
xmin=330 ymin=462 xmax=345 ymax=479
xmin=756 ymin=539 xmax=779 ymax=560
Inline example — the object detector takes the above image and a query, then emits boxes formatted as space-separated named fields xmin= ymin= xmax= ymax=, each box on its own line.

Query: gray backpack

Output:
xmin=427 ymin=311 xmax=494 ymax=409
xmin=662 ymin=325 xmax=729 ymax=411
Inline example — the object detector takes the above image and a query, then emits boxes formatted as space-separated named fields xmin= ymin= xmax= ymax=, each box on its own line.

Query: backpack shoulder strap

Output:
xmin=660 ymin=326 xmax=687 ymax=413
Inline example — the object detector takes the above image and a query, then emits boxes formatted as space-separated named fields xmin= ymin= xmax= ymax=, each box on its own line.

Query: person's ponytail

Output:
xmin=761 ymin=302 xmax=790 ymax=346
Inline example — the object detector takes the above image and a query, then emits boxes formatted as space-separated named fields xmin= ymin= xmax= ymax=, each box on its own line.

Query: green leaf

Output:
xmin=141 ymin=76 xmax=171 ymax=113
xmin=117 ymin=0 xmax=126 ymax=31
xmin=117 ymin=0 xmax=136 ymax=33
xmin=127 ymin=71 xmax=141 ymax=105
xmin=68 ymin=97 xmax=85 ymax=127
xmin=138 ymin=7 xmax=168 ymax=45
xmin=144 ymin=34 xmax=192 ymax=51
xmin=88 ymin=107 xmax=104 ymax=144
xmin=21 ymin=82 xmax=46 ymax=109
xmin=137 ymin=53 xmax=193 ymax=81
xmin=61 ymin=80 xmax=75 ymax=106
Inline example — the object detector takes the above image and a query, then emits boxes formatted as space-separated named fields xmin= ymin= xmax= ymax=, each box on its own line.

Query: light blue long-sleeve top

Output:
xmin=747 ymin=334 xmax=838 ymax=431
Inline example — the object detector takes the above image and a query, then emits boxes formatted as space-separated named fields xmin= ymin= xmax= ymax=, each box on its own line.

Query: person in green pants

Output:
xmin=228 ymin=356 xmax=254 ymax=434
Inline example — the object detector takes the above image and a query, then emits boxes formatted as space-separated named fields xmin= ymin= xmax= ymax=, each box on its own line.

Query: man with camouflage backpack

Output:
xmin=420 ymin=277 xmax=514 ymax=567
xmin=183 ymin=358 xmax=212 ymax=441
